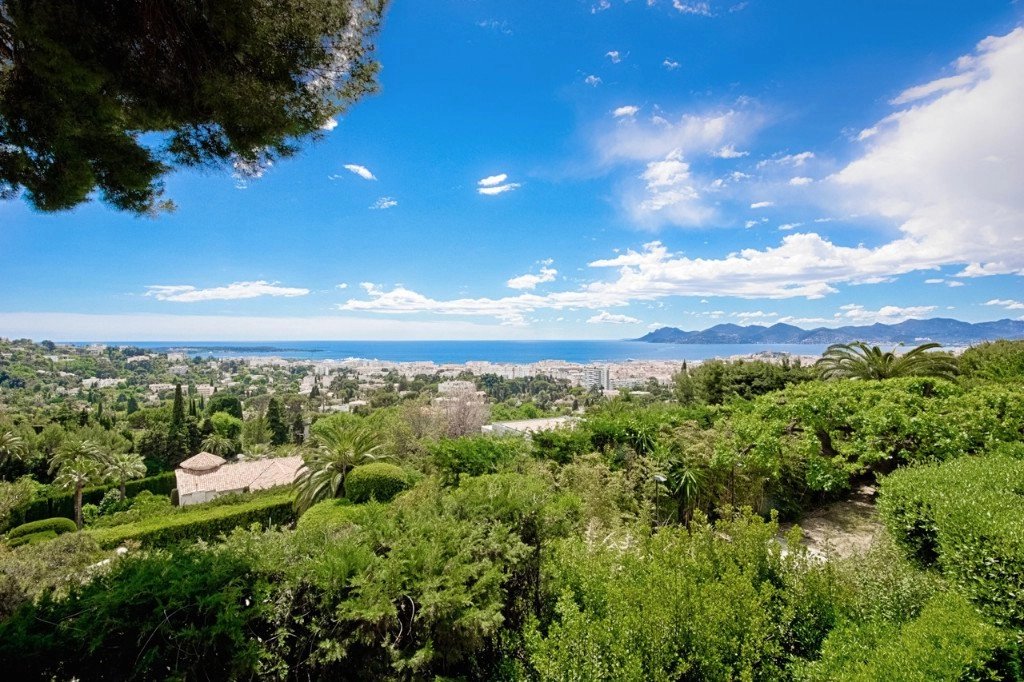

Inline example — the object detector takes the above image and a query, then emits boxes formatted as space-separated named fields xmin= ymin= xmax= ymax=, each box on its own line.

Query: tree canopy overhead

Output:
xmin=0 ymin=0 xmax=387 ymax=215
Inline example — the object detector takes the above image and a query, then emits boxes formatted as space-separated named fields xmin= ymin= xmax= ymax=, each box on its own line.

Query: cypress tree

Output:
xmin=266 ymin=397 xmax=289 ymax=446
xmin=171 ymin=384 xmax=185 ymax=429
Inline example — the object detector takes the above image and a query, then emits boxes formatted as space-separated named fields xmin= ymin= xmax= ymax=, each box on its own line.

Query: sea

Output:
xmin=110 ymin=341 xmax=832 ymax=365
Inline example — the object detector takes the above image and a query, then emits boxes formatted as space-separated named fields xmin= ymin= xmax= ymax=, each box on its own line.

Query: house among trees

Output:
xmin=174 ymin=452 xmax=303 ymax=506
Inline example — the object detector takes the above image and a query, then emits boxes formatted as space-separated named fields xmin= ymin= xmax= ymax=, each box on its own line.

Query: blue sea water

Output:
xmin=112 ymin=341 xmax=831 ymax=364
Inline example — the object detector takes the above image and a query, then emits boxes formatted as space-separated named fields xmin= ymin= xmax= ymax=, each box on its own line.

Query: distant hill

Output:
xmin=634 ymin=318 xmax=1024 ymax=345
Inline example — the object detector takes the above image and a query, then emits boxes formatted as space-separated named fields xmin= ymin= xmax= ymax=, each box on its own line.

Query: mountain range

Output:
xmin=635 ymin=318 xmax=1024 ymax=345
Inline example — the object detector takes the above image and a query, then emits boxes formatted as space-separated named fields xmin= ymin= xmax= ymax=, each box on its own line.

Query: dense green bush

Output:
xmin=959 ymin=339 xmax=1024 ymax=382
xmin=429 ymin=435 xmax=527 ymax=485
xmin=801 ymin=592 xmax=1007 ymax=681
xmin=87 ymin=492 xmax=294 ymax=549
xmin=294 ymin=498 xmax=357 ymax=539
xmin=0 ymin=533 xmax=106 ymax=620
xmin=344 ymin=462 xmax=408 ymax=503
xmin=16 ymin=472 xmax=176 ymax=525
xmin=7 ymin=516 xmax=77 ymax=540
xmin=8 ymin=530 xmax=58 ymax=548
xmin=879 ymin=454 xmax=1024 ymax=625
xmin=530 ymin=428 xmax=593 ymax=464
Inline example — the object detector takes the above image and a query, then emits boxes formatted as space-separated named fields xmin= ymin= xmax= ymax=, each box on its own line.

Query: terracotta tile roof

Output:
xmin=175 ymin=455 xmax=303 ymax=497
xmin=179 ymin=451 xmax=227 ymax=472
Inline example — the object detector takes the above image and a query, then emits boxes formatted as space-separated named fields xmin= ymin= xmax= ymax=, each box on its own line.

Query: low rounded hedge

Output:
xmin=8 ymin=517 xmax=77 ymax=540
xmin=8 ymin=530 xmax=59 ymax=548
xmin=346 ymin=463 xmax=408 ymax=503
xmin=295 ymin=498 xmax=362 ymax=539
xmin=879 ymin=452 xmax=1024 ymax=626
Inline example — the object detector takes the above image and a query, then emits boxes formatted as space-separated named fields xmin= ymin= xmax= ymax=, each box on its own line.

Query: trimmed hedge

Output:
xmin=16 ymin=472 xmax=177 ymax=526
xmin=87 ymin=492 xmax=295 ymax=549
xmin=295 ymin=498 xmax=360 ymax=539
xmin=879 ymin=453 xmax=1024 ymax=626
xmin=8 ymin=530 xmax=59 ymax=548
xmin=7 ymin=517 xmax=77 ymax=540
xmin=345 ymin=463 xmax=408 ymax=503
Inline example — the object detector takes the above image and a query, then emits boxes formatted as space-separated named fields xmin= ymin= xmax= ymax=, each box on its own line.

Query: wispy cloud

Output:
xmin=585 ymin=74 xmax=602 ymax=86
xmin=343 ymin=164 xmax=376 ymax=181
xmin=663 ymin=58 xmax=681 ymax=70
xmin=613 ymin=105 xmax=640 ymax=118
xmin=370 ymin=197 xmax=398 ymax=210
xmin=714 ymin=145 xmax=748 ymax=158
xmin=672 ymin=1 xmax=712 ymax=16
xmin=750 ymin=201 xmax=774 ymax=209
xmin=985 ymin=298 xmax=1024 ymax=310
xmin=606 ymin=50 xmax=622 ymax=63
xmin=145 ymin=281 xmax=310 ymax=303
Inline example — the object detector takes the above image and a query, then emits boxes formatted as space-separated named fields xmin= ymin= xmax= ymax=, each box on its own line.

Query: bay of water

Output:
xmin=115 ymin=340 xmax=831 ymax=364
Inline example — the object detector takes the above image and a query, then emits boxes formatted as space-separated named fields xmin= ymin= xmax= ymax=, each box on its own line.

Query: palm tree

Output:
xmin=816 ymin=342 xmax=958 ymax=381
xmin=294 ymin=423 xmax=383 ymax=512
xmin=49 ymin=438 xmax=106 ymax=476
xmin=201 ymin=433 xmax=236 ymax=457
xmin=104 ymin=451 xmax=147 ymax=500
xmin=0 ymin=430 xmax=26 ymax=465
xmin=54 ymin=456 xmax=102 ymax=529
xmin=666 ymin=457 xmax=705 ymax=527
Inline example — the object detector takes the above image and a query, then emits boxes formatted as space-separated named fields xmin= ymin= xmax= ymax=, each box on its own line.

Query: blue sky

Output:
xmin=2 ymin=0 xmax=1024 ymax=340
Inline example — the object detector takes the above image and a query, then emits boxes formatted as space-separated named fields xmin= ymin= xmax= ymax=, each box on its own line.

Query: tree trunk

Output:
xmin=75 ymin=483 xmax=84 ymax=530
xmin=119 ymin=480 xmax=126 ymax=500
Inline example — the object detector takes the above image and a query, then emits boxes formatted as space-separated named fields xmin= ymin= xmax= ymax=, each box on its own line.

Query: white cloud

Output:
xmin=320 ymin=118 xmax=338 ymax=131
xmin=587 ymin=311 xmax=642 ymax=324
xmin=591 ymin=0 xmax=611 ymax=13
xmin=613 ymin=105 xmax=641 ymax=118
xmin=629 ymin=149 xmax=711 ymax=226
xmin=836 ymin=304 xmax=937 ymax=325
xmin=343 ymin=164 xmax=376 ymax=181
xmin=985 ymin=298 xmax=1024 ymax=310
xmin=145 ymin=281 xmax=310 ymax=303
xmin=759 ymin=151 xmax=815 ymax=169
xmin=585 ymin=75 xmax=602 ymax=86
xmin=370 ymin=197 xmax=398 ymax=210
xmin=750 ymin=201 xmax=774 ymax=209
xmin=744 ymin=220 xmax=759 ymax=229
xmin=778 ymin=222 xmax=802 ymax=231
xmin=789 ymin=176 xmax=813 ymax=186
xmin=507 ymin=266 xmax=558 ymax=290
xmin=733 ymin=310 xmax=778 ymax=320
xmin=924 ymin=278 xmax=945 ymax=284
xmin=663 ymin=58 xmax=681 ymax=70
xmin=715 ymin=145 xmax=748 ymax=158
xmin=946 ymin=280 xmax=965 ymax=287
xmin=831 ymin=27 xmax=1024 ymax=280
xmin=672 ymin=1 xmax=712 ymax=16
xmin=478 ymin=173 xmax=508 ymax=187
xmin=336 ymin=283 xmax=349 ymax=290
xmin=606 ymin=50 xmax=622 ymax=63
xmin=478 ymin=183 xmax=521 ymax=196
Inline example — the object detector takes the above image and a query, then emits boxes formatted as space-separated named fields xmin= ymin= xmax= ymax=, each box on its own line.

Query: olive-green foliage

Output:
xmin=0 ymin=477 xmax=35 ymax=532
xmin=87 ymin=490 xmax=174 ymax=528
xmin=293 ymin=497 xmax=356 ymax=539
xmin=429 ymin=435 xmax=528 ymax=485
xmin=527 ymin=511 xmax=831 ymax=681
xmin=0 ymin=546 xmax=265 ymax=680
xmin=959 ymin=339 xmax=1024 ymax=382
xmin=530 ymin=428 xmax=593 ymax=464
xmin=731 ymin=378 xmax=1024 ymax=504
xmin=676 ymin=358 xmax=813 ymax=405
xmin=7 ymin=516 xmax=76 ymax=540
xmin=0 ymin=533 xmax=106 ymax=620
xmin=344 ymin=462 xmax=408 ymax=503
xmin=801 ymin=592 xmax=1006 ymax=682
xmin=878 ymin=453 xmax=1024 ymax=626
xmin=206 ymin=394 xmax=244 ymax=420
xmin=7 ymin=529 xmax=57 ymax=548
xmin=87 ymin=491 xmax=294 ymax=549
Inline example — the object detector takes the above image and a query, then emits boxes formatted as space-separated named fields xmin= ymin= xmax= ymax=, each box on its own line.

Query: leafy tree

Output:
xmin=294 ymin=423 xmax=383 ymax=511
xmin=207 ymin=394 xmax=243 ymax=420
xmin=170 ymin=384 xmax=185 ymax=429
xmin=816 ymin=342 xmax=958 ymax=381
xmin=265 ymin=397 xmax=289 ymax=446
xmin=210 ymin=412 xmax=243 ymax=440
xmin=0 ymin=0 xmax=387 ymax=214
xmin=103 ymin=452 xmax=146 ymax=500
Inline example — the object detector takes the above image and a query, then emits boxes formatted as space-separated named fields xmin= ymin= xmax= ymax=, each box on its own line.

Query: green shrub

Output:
xmin=429 ymin=436 xmax=527 ymax=485
xmin=530 ymin=428 xmax=592 ymax=464
xmin=86 ymin=492 xmax=295 ymax=549
xmin=7 ymin=516 xmax=77 ymax=540
xmin=294 ymin=498 xmax=359 ymax=539
xmin=879 ymin=454 xmax=1024 ymax=625
xmin=18 ymin=472 xmax=176 ymax=525
xmin=345 ymin=462 xmax=408 ymax=503
xmin=8 ymin=530 xmax=58 ymax=548
xmin=802 ymin=592 xmax=1006 ymax=682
